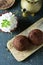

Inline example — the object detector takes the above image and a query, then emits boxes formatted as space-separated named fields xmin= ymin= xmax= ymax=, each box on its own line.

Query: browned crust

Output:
xmin=0 ymin=0 xmax=15 ymax=10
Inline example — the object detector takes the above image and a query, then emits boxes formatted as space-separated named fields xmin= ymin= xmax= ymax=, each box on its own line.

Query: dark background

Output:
xmin=0 ymin=0 xmax=43 ymax=65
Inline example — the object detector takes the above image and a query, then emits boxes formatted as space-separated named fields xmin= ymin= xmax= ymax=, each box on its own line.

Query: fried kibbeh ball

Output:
xmin=28 ymin=29 xmax=43 ymax=45
xmin=13 ymin=35 xmax=30 ymax=51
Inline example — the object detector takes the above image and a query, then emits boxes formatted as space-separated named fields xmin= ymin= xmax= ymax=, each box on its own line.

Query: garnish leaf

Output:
xmin=2 ymin=19 xmax=10 ymax=27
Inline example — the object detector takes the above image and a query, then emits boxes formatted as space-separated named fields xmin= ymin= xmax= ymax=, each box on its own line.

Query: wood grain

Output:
xmin=7 ymin=18 xmax=43 ymax=61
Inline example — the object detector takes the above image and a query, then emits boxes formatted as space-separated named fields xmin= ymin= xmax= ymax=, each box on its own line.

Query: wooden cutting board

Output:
xmin=7 ymin=18 xmax=43 ymax=62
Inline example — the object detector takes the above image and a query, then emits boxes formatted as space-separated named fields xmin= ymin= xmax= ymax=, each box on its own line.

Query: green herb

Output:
xmin=2 ymin=19 xmax=10 ymax=27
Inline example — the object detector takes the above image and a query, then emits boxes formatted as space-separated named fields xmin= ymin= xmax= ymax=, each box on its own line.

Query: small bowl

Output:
xmin=0 ymin=12 xmax=18 ymax=33
xmin=0 ymin=0 xmax=15 ymax=10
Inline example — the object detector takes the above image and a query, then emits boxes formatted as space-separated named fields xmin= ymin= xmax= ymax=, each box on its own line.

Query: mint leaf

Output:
xmin=2 ymin=19 xmax=10 ymax=27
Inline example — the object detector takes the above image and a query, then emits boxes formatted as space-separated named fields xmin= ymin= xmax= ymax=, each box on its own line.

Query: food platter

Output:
xmin=7 ymin=18 xmax=43 ymax=61
xmin=0 ymin=0 xmax=43 ymax=65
